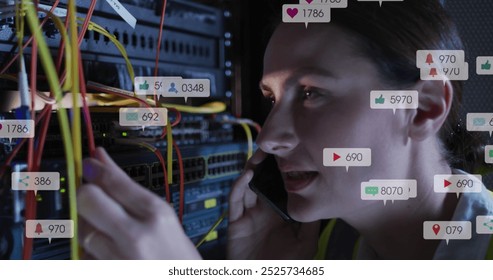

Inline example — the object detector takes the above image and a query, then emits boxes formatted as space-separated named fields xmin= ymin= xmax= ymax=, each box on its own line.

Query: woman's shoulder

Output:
xmin=433 ymin=169 xmax=493 ymax=259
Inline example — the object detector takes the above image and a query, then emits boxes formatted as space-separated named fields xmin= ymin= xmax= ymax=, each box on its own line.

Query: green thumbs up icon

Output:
xmin=139 ymin=80 xmax=149 ymax=90
xmin=375 ymin=94 xmax=385 ymax=104
xmin=481 ymin=60 xmax=491 ymax=70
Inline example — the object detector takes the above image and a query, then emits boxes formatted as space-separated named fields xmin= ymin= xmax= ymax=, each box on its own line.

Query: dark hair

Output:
xmin=269 ymin=0 xmax=486 ymax=172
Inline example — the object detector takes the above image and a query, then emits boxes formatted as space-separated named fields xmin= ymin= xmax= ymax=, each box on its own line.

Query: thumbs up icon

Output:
xmin=139 ymin=80 xmax=149 ymax=90
xmin=375 ymin=94 xmax=385 ymax=104
xmin=481 ymin=60 xmax=491 ymax=70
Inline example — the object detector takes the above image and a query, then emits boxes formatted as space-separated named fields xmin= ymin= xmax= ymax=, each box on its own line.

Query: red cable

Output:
xmin=153 ymin=0 xmax=168 ymax=104
xmin=35 ymin=0 xmax=98 ymax=169
xmin=0 ymin=0 xmax=61 ymax=75
xmin=78 ymin=0 xmax=97 ymax=46
xmin=78 ymin=51 xmax=95 ymax=157
xmin=172 ymin=140 xmax=184 ymax=223
xmin=22 ymin=0 xmax=97 ymax=259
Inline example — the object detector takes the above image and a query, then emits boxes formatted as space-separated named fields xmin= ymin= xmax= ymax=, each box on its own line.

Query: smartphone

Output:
xmin=249 ymin=154 xmax=295 ymax=222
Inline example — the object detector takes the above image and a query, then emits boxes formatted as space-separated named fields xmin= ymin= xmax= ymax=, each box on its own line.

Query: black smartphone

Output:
xmin=249 ymin=154 xmax=295 ymax=222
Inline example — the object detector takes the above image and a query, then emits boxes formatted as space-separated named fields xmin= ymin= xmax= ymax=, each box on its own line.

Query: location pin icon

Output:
xmin=432 ymin=224 xmax=440 ymax=235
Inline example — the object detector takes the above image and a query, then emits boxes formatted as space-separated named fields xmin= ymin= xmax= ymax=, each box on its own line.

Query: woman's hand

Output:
xmin=77 ymin=147 xmax=201 ymax=259
xmin=227 ymin=149 xmax=320 ymax=259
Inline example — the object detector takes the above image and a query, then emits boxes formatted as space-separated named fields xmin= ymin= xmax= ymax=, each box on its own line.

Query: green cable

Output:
xmin=68 ymin=0 xmax=82 ymax=260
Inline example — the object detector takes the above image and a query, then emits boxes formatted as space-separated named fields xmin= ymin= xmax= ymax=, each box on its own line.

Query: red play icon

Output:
xmin=444 ymin=179 xmax=452 ymax=188
xmin=333 ymin=153 xmax=341 ymax=161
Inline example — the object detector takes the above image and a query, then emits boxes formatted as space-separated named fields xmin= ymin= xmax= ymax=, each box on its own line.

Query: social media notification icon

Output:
xmin=282 ymin=4 xmax=331 ymax=27
xmin=476 ymin=56 xmax=493 ymax=75
xmin=323 ymin=148 xmax=371 ymax=172
xmin=423 ymin=221 xmax=471 ymax=245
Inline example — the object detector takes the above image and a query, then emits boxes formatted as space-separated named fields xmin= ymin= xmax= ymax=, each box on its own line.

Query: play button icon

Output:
xmin=444 ymin=179 xmax=452 ymax=188
xmin=333 ymin=153 xmax=341 ymax=161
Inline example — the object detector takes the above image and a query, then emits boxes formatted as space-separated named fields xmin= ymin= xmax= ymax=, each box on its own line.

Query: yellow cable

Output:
xmin=68 ymin=0 xmax=82 ymax=260
xmin=84 ymin=84 xmax=227 ymax=114
xmin=166 ymin=122 xmax=173 ymax=184
xmin=24 ymin=1 xmax=78 ymax=260
xmin=195 ymin=209 xmax=227 ymax=248
xmin=16 ymin=1 xmax=25 ymax=58
xmin=84 ymin=20 xmax=135 ymax=82
xmin=36 ymin=7 xmax=73 ymax=91
xmin=239 ymin=122 xmax=253 ymax=159
xmin=114 ymin=98 xmax=227 ymax=114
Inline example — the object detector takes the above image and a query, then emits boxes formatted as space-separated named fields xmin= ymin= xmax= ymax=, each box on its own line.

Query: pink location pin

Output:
xmin=432 ymin=224 xmax=440 ymax=235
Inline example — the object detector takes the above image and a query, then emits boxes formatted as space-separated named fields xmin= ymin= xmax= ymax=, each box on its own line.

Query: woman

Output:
xmin=78 ymin=0 xmax=493 ymax=259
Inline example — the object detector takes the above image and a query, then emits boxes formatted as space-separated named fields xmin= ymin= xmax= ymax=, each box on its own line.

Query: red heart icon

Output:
xmin=287 ymin=8 xmax=298 ymax=18
xmin=306 ymin=0 xmax=314 ymax=3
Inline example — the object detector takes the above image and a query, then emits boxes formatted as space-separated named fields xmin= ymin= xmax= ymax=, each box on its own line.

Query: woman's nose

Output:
xmin=256 ymin=103 xmax=298 ymax=155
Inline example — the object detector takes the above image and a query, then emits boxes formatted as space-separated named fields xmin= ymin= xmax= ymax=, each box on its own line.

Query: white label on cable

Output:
xmin=105 ymin=0 xmax=137 ymax=29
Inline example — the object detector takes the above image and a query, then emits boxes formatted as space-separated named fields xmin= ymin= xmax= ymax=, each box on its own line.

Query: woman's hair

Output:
xmin=268 ymin=0 xmax=486 ymax=172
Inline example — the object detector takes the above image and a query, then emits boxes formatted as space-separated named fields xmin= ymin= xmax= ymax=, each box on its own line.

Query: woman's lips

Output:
xmin=282 ymin=171 xmax=318 ymax=193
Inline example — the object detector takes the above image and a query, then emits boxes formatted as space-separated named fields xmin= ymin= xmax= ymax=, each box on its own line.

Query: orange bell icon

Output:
xmin=426 ymin=53 xmax=434 ymax=65
xmin=429 ymin=68 xmax=438 ymax=77
xmin=35 ymin=223 xmax=43 ymax=235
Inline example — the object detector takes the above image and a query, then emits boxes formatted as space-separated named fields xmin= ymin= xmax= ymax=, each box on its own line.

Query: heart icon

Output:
xmin=306 ymin=0 xmax=313 ymax=3
xmin=287 ymin=8 xmax=298 ymax=18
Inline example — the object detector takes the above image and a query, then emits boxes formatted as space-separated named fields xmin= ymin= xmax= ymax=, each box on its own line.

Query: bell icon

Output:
xmin=35 ymin=223 xmax=43 ymax=235
xmin=429 ymin=68 xmax=438 ymax=77
xmin=426 ymin=53 xmax=434 ymax=65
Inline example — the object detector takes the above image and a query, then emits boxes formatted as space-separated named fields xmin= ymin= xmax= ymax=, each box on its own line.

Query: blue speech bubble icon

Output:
xmin=473 ymin=118 xmax=486 ymax=126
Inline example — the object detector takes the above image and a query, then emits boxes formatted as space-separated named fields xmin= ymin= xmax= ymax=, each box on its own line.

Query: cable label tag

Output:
xmin=105 ymin=0 xmax=137 ymax=29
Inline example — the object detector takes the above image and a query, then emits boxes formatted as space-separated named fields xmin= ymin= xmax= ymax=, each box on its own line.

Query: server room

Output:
xmin=0 ymin=0 xmax=493 ymax=261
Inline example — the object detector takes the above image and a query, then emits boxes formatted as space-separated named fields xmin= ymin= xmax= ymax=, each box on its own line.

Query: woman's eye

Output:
xmin=302 ymin=89 xmax=318 ymax=100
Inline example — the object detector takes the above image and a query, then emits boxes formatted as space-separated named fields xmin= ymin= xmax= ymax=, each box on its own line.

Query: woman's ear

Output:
xmin=408 ymin=80 xmax=453 ymax=141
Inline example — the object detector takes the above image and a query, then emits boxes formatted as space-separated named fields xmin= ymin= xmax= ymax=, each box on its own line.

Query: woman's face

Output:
xmin=257 ymin=23 xmax=414 ymax=222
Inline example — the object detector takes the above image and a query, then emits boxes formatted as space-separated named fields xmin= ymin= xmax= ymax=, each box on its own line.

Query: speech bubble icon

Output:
xmin=25 ymin=220 xmax=74 ymax=243
xmin=0 ymin=120 xmax=35 ymax=142
xmin=485 ymin=145 xmax=493 ymax=164
xmin=370 ymin=90 xmax=419 ymax=114
xmin=311 ymin=0 xmax=348 ymax=8
xmin=416 ymin=50 xmax=466 ymax=69
xmin=282 ymin=4 xmax=331 ymax=28
xmin=476 ymin=216 xmax=493 ymax=234
xmin=365 ymin=186 xmax=379 ymax=196
xmin=324 ymin=148 xmax=372 ymax=172
xmin=357 ymin=0 xmax=404 ymax=7
xmin=476 ymin=56 xmax=493 ymax=75
xmin=466 ymin=113 xmax=493 ymax=137
xmin=11 ymin=172 xmax=60 ymax=195
xmin=119 ymin=107 xmax=168 ymax=131
xmin=423 ymin=221 xmax=471 ymax=245
xmin=433 ymin=174 xmax=482 ymax=198
xmin=177 ymin=78 xmax=211 ymax=103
